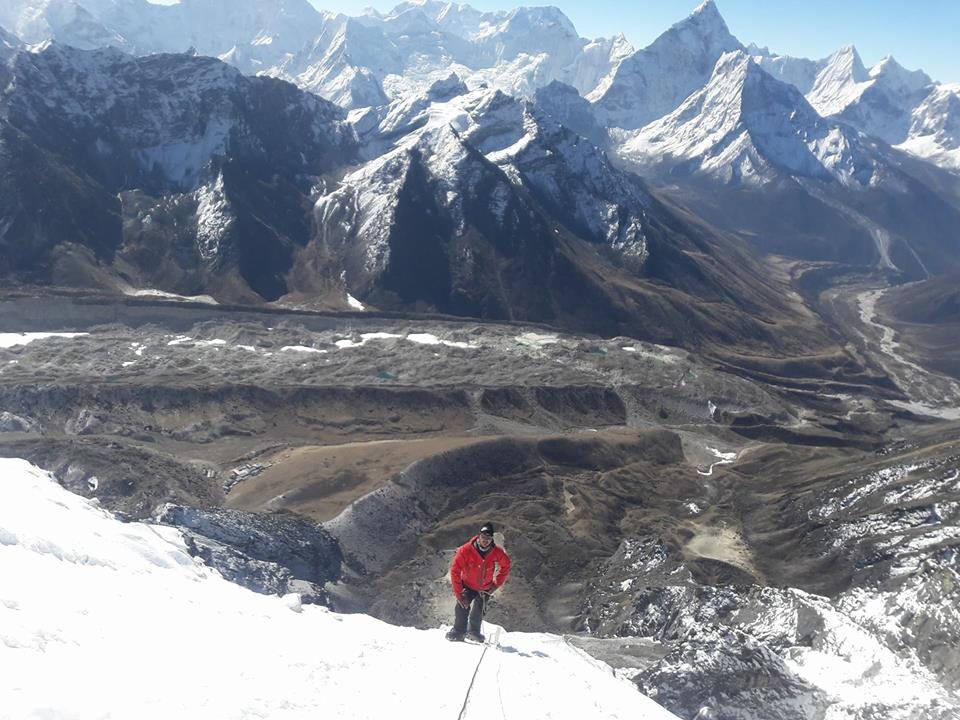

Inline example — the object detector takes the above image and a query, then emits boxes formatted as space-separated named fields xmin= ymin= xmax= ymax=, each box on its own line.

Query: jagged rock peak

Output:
xmin=427 ymin=72 xmax=468 ymax=101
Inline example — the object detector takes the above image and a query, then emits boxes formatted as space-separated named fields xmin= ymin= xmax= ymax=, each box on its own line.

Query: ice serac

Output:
xmin=591 ymin=0 xmax=743 ymax=129
xmin=619 ymin=51 xmax=878 ymax=186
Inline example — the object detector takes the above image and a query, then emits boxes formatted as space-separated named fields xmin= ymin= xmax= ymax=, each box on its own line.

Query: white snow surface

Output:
xmin=0 ymin=458 xmax=680 ymax=720
xmin=591 ymin=0 xmax=743 ymax=130
xmin=806 ymin=46 xmax=873 ymax=119
xmin=280 ymin=345 xmax=327 ymax=354
xmin=897 ymin=83 xmax=960 ymax=170
xmin=121 ymin=287 xmax=219 ymax=304
xmin=0 ymin=332 xmax=89 ymax=348
xmin=619 ymin=51 xmax=878 ymax=186
xmin=2 ymin=0 xmax=628 ymax=111
xmin=346 ymin=293 xmax=366 ymax=310
xmin=193 ymin=171 xmax=233 ymax=262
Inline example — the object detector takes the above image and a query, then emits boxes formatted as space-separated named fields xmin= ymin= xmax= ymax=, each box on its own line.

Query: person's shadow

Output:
xmin=493 ymin=644 xmax=548 ymax=658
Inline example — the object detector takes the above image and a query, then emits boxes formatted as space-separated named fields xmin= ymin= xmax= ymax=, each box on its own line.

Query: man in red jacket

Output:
xmin=446 ymin=521 xmax=511 ymax=643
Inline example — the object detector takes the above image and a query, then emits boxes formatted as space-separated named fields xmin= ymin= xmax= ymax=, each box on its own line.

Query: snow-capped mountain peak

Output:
xmin=689 ymin=0 xmax=726 ymax=27
xmin=898 ymin=83 xmax=960 ymax=171
xmin=619 ymin=49 xmax=879 ymax=186
xmin=870 ymin=56 xmax=932 ymax=96
xmin=807 ymin=45 xmax=872 ymax=116
xmin=591 ymin=0 xmax=743 ymax=129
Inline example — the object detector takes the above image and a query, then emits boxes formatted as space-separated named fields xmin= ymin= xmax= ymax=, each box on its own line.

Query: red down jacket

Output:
xmin=450 ymin=536 xmax=511 ymax=597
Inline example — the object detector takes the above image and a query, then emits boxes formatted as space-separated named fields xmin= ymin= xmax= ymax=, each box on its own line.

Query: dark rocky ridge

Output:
xmin=157 ymin=504 xmax=343 ymax=605
xmin=0 ymin=45 xmax=354 ymax=302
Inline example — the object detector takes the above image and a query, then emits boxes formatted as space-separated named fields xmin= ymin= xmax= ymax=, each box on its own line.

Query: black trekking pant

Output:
xmin=453 ymin=587 xmax=488 ymax=634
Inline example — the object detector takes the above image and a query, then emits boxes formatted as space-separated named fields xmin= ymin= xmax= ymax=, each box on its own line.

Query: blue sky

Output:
xmin=308 ymin=0 xmax=960 ymax=83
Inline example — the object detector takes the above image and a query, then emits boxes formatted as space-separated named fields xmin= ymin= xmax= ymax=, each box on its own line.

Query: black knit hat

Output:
xmin=479 ymin=522 xmax=495 ymax=536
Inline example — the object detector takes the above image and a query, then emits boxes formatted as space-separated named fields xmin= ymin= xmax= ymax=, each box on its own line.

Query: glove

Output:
xmin=457 ymin=594 xmax=470 ymax=609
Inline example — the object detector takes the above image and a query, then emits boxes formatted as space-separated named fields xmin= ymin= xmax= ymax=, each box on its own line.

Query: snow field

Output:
xmin=0 ymin=458 xmax=678 ymax=720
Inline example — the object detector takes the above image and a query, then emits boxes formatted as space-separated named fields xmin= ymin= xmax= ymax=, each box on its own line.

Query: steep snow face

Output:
xmin=748 ymin=44 xmax=823 ymax=94
xmin=591 ymin=0 xmax=743 ymax=130
xmin=562 ymin=32 xmax=633 ymax=97
xmin=194 ymin=171 xmax=234 ymax=264
xmin=359 ymin=72 xmax=469 ymax=143
xmin=475 ymin=6 xmax=582 ymax=68
xmin=822 ymin=54 xmax=936 ymax=146
xmin=534 ymin=80 xmax=608 ymax=147
xmin=898 ymin=84 xmax=960 ymax=170
xmin=315 ymin=98 xmax=486 ymax=278
xmin=870 ymin=56 xmax=933 ymax=97
xmin=459 ymin=90 xmax=648 ymax=261
xmin=0 ymin=0 xmax=71 ymax=44
xmin=803 ymin=48 xmax=959 ymax=169
xmin=806 ymin=46 xmax=872 ymax=117
xmin=2 ymin=0 xmax=326 ymax=66
xmin=0 ymin=0 xmax=125 ymax=51
xmin=0 ymin=457 xmax=681 ymax=720
xmin=2 ymin=0 xmax=626 ymax=111
xmin=619 ymin=51 xmax=878 ymax=186
xmin=377 ymin=1 xmax=508 ymax=41
xmin=266 ymin=15 xmax=396 ymax=108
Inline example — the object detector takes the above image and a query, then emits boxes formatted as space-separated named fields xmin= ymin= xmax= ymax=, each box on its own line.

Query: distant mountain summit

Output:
xmin=619 ymin=50 xmax=879 ymax=186
xmin=2 ymin=0 xmax=957 ymax=172
xmin=591 ymin=0 xmax=742 ymax=129
xmin=0 ymin=0 xmax=958 ymax=341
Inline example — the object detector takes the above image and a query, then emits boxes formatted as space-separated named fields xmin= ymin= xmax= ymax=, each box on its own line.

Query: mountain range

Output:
xmin=0 ymin=0 xmax=958 ymax=353
xmin=3 ymin=5 xmax=960 ymax=718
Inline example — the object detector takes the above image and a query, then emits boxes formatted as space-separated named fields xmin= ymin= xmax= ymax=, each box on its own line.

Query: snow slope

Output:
xmin=591 ymin=0 xmax=743 ymax=130
xmin=619 ymin=51 xmax=879 ymax=186
xmin=0 ymin=458 xmax=679 ymax=720
xmin=898 ymin=83 xmax=960 ymax=171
